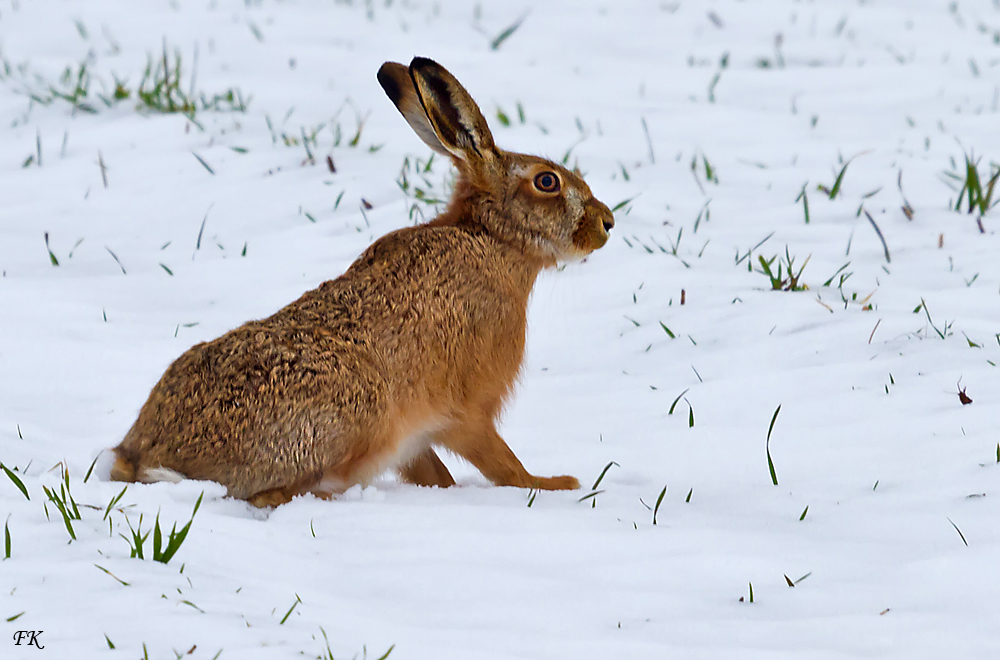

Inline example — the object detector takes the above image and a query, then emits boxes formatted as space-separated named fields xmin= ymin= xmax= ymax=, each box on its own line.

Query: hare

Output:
xmin=110 ymin=57 xmax=614 ymax=507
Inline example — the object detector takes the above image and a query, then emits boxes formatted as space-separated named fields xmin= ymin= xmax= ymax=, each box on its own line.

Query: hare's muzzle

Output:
xmin=595 ymin=199 xmax=614 ymax=230
xmin=572 ymin=197 xmax=614 ymax=253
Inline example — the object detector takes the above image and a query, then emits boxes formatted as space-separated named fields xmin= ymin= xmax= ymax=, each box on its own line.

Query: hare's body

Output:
xmin=117 ymin=222 xmax=540 ymax=501
xmin=112 ymin=58 xmax=613 ymax=506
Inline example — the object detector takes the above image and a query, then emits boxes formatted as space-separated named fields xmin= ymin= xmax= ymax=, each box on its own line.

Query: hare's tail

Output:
xmin=109 ymin=448 xmax=184 ymax=484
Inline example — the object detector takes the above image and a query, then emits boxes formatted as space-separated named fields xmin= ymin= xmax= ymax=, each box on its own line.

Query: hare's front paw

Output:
xmin=534 ymin=475 xmax=580 ymax=491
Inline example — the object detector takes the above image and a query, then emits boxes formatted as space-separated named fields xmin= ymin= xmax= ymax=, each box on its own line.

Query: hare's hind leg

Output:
xmin=109 ymin=451 xmax=138 ymax=482
xmin=398 ymin=448 xmax=455 ymax=487
xmin=247 ymin=470 xmax=337 ymax=508
xmin=437 ymin=416 xmax=579 ymax=491
xmin=249 ymin=483 xmax=333 ymax=508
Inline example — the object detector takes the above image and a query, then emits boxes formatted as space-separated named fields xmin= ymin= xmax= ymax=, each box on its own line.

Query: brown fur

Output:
xmin=111 ymin=58 xmax=614 ymax=506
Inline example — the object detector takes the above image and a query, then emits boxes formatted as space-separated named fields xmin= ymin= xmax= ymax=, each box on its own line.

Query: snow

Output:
xmin=2 ymin=0 xmax=1000 ymax=658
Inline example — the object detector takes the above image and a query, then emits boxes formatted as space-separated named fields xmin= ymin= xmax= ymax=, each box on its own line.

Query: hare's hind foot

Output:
xmin=398 ymin=448 xmax=455 ymax=488
xmin=109 ymin=453 xmax=137 ymax=482
xmin=248 ymin=483 xmax=336 ymax=508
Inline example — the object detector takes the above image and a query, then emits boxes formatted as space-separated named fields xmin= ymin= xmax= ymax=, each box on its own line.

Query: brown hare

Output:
xmin=110 ymin=57 xmax=614 ymax=507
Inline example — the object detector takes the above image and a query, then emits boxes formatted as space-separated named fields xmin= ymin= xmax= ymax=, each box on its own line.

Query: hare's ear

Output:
xmin=405 ymin=57 xmax=497 ymax=164
xmin=378 ymin=62 xmax=451 ymax=156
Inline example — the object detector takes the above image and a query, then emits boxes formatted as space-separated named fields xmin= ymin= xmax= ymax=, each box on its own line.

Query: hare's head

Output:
xmin=378 ymin=57 xmax=614 ymax=266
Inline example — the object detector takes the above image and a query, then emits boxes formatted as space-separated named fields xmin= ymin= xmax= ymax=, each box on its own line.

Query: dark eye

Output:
xmin=533 ymin=171 xmax=560 ymax=193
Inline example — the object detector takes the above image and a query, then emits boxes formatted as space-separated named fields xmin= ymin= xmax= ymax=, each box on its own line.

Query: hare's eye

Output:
xmin=533 ymin=171 xmax=560 ymax=193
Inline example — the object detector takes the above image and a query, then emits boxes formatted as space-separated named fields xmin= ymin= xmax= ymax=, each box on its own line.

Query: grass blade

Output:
xmin=652 ymin=486 xmax=667 ymax=525
xmin=44 ymin=232 xmax=59 ymax=266
xmin=83 ymin=453 xmax=101 ymax=483
xmin=591 ymin=461 xmax=619 ymax=490
xmin=491 ymin=15 xmax=526 ymax=50
xmin=280 ymin=594 xmax=302 ymax=624
xmin=947 ymin=517 xmax=969 ymax=546
xmin=43 ymin=486 xmax=77 ymax=540
xmin=191 ymin=151 xmax=215 ymax=175
xmin=766 ymin=405 xmax=781 ymax=486
xmin=1 ymin=463 xmax=29 ymax=500
xmin=862 ymin=209 xmax=891 ymax=263
xmin=669 ymin=389 xmax=690 ymax=415
xmin=795 ymin=183 xmax=810 ymax=223
xmin=95 ymin=563 xmax=130 ymax=586
xmin=104 ymin=485 xmax=128 ymax=521
xmin=611 ymin=197 xmax=635 ymax=213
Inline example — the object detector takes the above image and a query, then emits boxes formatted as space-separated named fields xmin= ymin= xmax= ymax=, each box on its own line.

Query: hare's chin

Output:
xmin=557 ymin=244 xmax=597 ymax=265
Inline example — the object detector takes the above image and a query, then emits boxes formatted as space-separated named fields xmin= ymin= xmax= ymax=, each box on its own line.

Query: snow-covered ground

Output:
xmin=2 ymin=1 xmax=1000 ymax=657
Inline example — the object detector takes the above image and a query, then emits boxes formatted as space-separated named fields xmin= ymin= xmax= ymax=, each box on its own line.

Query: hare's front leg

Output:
xmin=437 ymin=416 xmax=579 ymax=491
xmin=398 ymin=448 xmax=456 ymax=487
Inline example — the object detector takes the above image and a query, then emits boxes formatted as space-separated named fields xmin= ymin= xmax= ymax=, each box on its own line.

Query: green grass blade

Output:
xmin=191 ymin=151 xmax=215 ymax=175
xmin=491 ymin=15 xmax=525 ymax=50
xmin=591 ymin=461 xmax=619 ymax=490
xmin=652 ymin=485 xmax=667 ymax=525
xmin=279 ymin=594 xmax=301 ymax=624
xmin=152 ymin=513 xmax=163 ymax=560
xmin=766 ymin=405 xmax=781 ymax=486
xmin=611 ymin=197 xmax=635 ymax=213
xmin=947 ymin=517 xmax=969 ymax=546
xmin=577 ymin=490 xmax=604 ymax=503
xmin=95 ymin=563 xmax=130 ymax=586
xmin=669 ymin=389 xmax=690 ymax=415
xmin=43 ymin=485 xmax=76 ymax=540
xmin=104 ymin=486 xmax=128 ymax=521
xmin=83 ymin=453 xmax=101 ymax=483
xmin=44 ymin=232 xmax=60 ymax=266
xmin=1 ymin=463 xmax=29 ymax=500
xmin=828 ymin=159 xmax=852 ymax=199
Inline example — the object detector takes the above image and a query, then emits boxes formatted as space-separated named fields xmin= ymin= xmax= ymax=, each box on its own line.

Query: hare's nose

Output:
xmin=602 ymin=217 xmax=614 ymax=232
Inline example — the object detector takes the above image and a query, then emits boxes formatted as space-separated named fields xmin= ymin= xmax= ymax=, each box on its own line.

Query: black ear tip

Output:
xmin=377 ymin=64 xmax=402 ymax=104
xmin=409 ymin=56 xmax=441 ymax=73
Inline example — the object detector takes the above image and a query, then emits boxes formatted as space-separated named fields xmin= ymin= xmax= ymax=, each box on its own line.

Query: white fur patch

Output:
xmin=385 ymin=417 xmax=449 ymax=474
xmin=312 ymin=417 xmax=450 ymax=497
xmin=139 ymin=466 xmax=186 ymax=484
